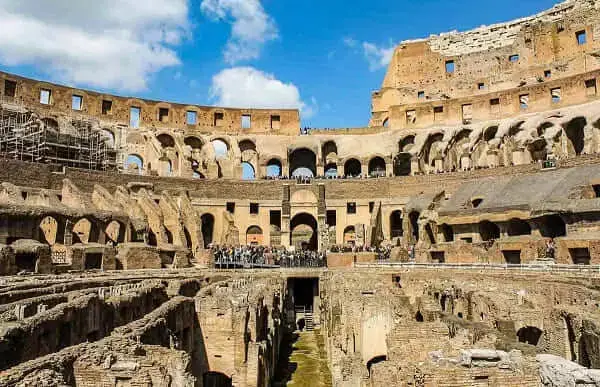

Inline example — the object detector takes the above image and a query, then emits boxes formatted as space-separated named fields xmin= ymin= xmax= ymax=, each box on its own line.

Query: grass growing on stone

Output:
xmin=273 ymin=329 xmax=333 ymax=387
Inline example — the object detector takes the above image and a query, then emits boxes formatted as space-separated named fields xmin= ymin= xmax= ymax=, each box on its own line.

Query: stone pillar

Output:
xmin=361 ymin=162 xmax=368 ymax=177
xmin=316 ymin=163 xmax=324 ymax=177
xmin=337 ymin=164 xmax=344 ymax=177
xmin=411 ymin=158 xmax=420 ymax=175
xmin=385 ymin=162 xmax=393 ymax=177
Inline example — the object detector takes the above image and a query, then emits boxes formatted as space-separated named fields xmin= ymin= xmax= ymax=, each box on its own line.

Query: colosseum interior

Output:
xmin=1 ymin=0 xmax=600 ymax=386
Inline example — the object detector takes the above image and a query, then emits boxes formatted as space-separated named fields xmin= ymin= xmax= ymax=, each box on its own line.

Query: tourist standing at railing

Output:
xmin=409 ymin=244 xmax=416 ymax=261
xmin=546 ymin=238 xmax=556 ymax=259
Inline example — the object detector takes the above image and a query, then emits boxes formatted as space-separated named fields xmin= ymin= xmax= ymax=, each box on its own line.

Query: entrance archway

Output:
xmin=344 ymin=158 xmax=361 ymax=177
xmin=290 ymin=213 xmax=318 ymax=251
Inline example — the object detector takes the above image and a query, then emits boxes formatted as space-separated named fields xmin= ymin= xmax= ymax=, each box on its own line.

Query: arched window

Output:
xmin=184 ymin=136 xmax=203 ymax=150
xmin=343 ymin=226 xmax=356 ymax=245
xmin=344 ymin=158 xmax=361 ymax=177
xmin=563 ymin=117 xmax=586 ymax=156
xmin=395 ymin=135 xmax=413 ymax=176
xmin=246 ymin=225 xmax=263 ymax=245
xmin=409 ymin=211 xmax=420 ymax=242
xmin=212 ymin=139 xmax=229 ymax=160
xmin=517 ymin=326 xmax=543 ymax=346
xmin=266 ymin=159 xmax=282 ymax=177
xmin=324 ymin=163 xmax=337 ymax=177
xmin=241 ymin=162 xmax=255 ymax=180
xmin=537 ymin=215 xmax=566 ymax=238
xmin=201 ymin=214 xmax=215 ymax=248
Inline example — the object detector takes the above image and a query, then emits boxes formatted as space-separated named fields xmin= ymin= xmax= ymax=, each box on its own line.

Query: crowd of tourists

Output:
xmin=329 ymin=244 xmax=392 ymax=260
xmin=211 ymin=245 xmax=326 ymax=268
xmin=261 ymin=173 xmax=389 ymax=183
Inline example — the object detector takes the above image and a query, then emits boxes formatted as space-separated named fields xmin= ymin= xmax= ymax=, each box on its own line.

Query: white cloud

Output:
xmin=0 ymin=0 xmax=190 ymax=91
xmin=201 ymin=0 xmax=278 ymax=64
xmin=210 ymin=67 xmax=315 ymax=118
xmin=361 ymin=42 xmax=395 ymax=71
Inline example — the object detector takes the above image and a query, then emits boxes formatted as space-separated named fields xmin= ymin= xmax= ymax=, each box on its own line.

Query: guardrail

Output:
xmin=354 ymin=262 xmax=600 ymax=274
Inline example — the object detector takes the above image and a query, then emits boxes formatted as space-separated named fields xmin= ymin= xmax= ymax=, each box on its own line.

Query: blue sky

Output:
xmin=0 ymin=0 xmax=558 ymax=128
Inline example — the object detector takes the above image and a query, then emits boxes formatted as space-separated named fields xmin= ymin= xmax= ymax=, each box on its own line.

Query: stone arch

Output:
xmin=105 ymin=220 xmax=125 ymax=244
xmin=124 ymin=154 xmax=144 ymax=174
xmin=289 ymin=148 xmax=316 ymax=177
xmin=290 ymin=212 xmax=318 ymax=251
xmin=368 ymin=156 xmax=386 ymax=177
xmin=382 ymin=117 xmax=389 ymax=128
xmin=344 ymin=158 xmax=362 ymax=177
xmin=507 ymin=218 xmax=532 ymax=236
xmin=211 ymin=139 xmax=229 ymax=160
xmin=390 ymin=210 xmax=403 ymax=239
xmin=395 ymin=135 xmax=414 ymax=176
xmin=246 ymin=225 xmax=263 ymax=245
xmin=528 ymin=138 xmax=548 ymax=162
xmin=238 ymin=139 xmax=257 ymax=153
xmin=537 ymin=122 xmax=555 ymax=136
xmin=322 ymin=140 xmax=338 ymax=165
xmin=537 ymin=215 xmax=566 ymax=238
xmin=479 ymin=221 xmax=500 ymax=241
xmin=440 ymin=224 xmax=454 ymax=242
xmin=563 ymin=117 xmax=586 ymax=156
xmin=156 ymin=133 xmax=176 ymax=148
xmin=343 ymin=225 xmax=356 ymax=245
xmin=241 ymin=162 xmax=255 ymax=180
xmin=517 ymin=326 xmax=543 ymax=346
xmin=201 ymin=213 xmax=215 ymax=248
xmin=366 ymin=355 xmax=387 ymax=378
xmin=39 ymin=216 xmax=59 ymax=245
xmin=100 ymin=129 xmax=116 ymax=149
xmin=184 ymin=136 xmax=204 ymax=150
xmin=42 ymin=118 xmax=59 ymax=131
xmin=447 ymin=129 xmax=472 ymax=171
xmin=266 ymin=158 xmax=282 ymax=177
xmin=473 ymin=125 xmax=499 ymax=168
xmin=72 ymin=218 xmax=100 ymax=244
xmin=421 ymin=132 xmax=445 ymax=172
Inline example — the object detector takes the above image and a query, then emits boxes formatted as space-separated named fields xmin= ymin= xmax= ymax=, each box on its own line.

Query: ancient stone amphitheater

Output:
xmin=1 ymin=1 xmax=600 ymax=386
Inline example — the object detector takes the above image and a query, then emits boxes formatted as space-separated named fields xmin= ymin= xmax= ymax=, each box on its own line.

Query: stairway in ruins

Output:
xmin=305 ymin=307 xmax=314 ymax=331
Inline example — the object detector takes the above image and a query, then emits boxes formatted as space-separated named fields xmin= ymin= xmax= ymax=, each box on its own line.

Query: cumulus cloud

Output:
xmin=210 ymin=67 xmax=315 ymax=118
xmin=361 ymin=42 xmax=395 ymax=71
xmin=201 ymin=0 xmax=278 ymax=64
xmin=344 ymin=37 xmax=395 ymax=71
xmin=0 ymin=0 xmax=190 ymax=91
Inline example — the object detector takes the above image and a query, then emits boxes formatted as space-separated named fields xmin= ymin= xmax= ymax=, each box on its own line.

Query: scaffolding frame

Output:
xmin=0 ymin=100 xmax=117 ymax=171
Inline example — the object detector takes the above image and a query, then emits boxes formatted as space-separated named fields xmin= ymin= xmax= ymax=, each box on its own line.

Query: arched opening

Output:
xmin=396 ymin=135 xmax=415 ymax=176
xmin=479 ymin=221 xmax=500 ymax=242
xmin=563 ymin=117 xmax=586 ymax=156
xmin=105 ymin=221 xmax=123 ymax=244
xmin=529 ymin=138 xmax=548 ymax=162
xmin=290 ymin=213 xmax=318 ymax=251
xmin=184 ymin=136 xmax=203 ymax=150
xmin=43 ymin=118 xmax=59 ymax=132
xmin=579 ymin=339 xmax=592 ymax=368
xmin=289 ymin=148 xmax=316 ymax=177
xmin=266 ymin=158 xmax=282 ymax=177
xmin=517 ymin=326 xmax=543 ymax=346
xmin=157 ymin=133 xmax=175 ymax=148
xmin=422 ymin=133 xmax=444 ymax=168
xmin=212 ymin=139 xmax=229 ymax=160
xmin=415 ymin=311 xmax=424 ymax=322
xmin=160 ymin=158 xmax=172 ymax=176
xmin=147 ymin=230 xmax=157 ymax=247
xmin=382 ymin=118 xmax=389 ymax=128
xmin=324 ymin=163 xmax=337 ymax=177
xmin=39 ymin=216 xmax=59 ymax=245
xmin=441 ymin=224 xmax=454 ymax=242
xmin=238 ymin=139 xmax=256 ymax=153
xmin=164 ymin=228 xmax=174 ymax=244
xmin=344 ymin=158 xmax=362 ymax=177
xmin=484 ymin=126 xmax=498 ymax=142
xmin=366 ymin=355 xmax=387 ymax=377
xmin=322 ymin=140 xmax=338 ymax=165
xmin=246 ymin=225 xmax=263 ymax=245
xmin=73 ymin=218 xmax=99 ymax=244
xmin=507 ymin=218 xmax=531 ymax=236
xmin=409 ymin=211 xmax=420 ymax=242
xmin=390 ymin=210 xmax=403 ymax=238
xmin=100 ymin=129 xmax=116 ymax=149
xmin=471 ymin=198 xmax=483 ymax=208
xmin=124 ymin=154 xmax=143 ymax=174
xmin=343 ymin=225 xmax=356 ymax=246
xmin=201 ymin=214 xmax=215 ymax=248
xmin=537 ymin=215 xmax=566 ymax=238
xmin=241 ymin=162 xmax=255 ymax=180
xmin=368 ymin=157 xmax=386 ymax=177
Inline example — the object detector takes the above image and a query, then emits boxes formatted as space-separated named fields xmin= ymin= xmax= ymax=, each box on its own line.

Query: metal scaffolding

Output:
xmin=0 ymin=100 xmax=117 ymax=171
